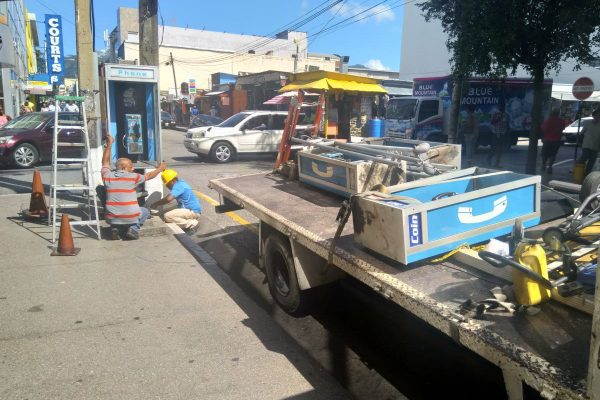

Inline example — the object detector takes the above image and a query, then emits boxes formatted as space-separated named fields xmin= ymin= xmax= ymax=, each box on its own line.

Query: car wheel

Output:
xmin=12 ymin=143 xmax=39 ymax=168
xmin=161 ymin=122 xmax=166 ymax=128
xmin=210 ymin=142 xmax=234 ymax=163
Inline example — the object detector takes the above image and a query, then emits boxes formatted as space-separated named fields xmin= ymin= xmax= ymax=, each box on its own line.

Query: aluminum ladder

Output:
xmin=49 ymin=95 xmax=101 ymax=242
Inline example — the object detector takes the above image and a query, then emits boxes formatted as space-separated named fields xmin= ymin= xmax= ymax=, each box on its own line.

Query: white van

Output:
xmin=184 ymin=110 xmax=303 ymax=163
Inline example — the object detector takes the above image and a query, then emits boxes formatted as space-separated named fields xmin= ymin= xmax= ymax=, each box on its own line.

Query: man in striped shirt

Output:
xmin=101 ymin=134 xmax=165 ymax=240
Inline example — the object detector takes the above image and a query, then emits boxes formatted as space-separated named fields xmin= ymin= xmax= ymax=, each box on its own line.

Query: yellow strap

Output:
xmin=432 ymin=243 xmax=486 ymax=263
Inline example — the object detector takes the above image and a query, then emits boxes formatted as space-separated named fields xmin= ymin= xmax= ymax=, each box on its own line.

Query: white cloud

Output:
xmin=334 ymin=2 xmax=395 ymax=23
xmin=364 ymin=59 xmax=390 ymax=71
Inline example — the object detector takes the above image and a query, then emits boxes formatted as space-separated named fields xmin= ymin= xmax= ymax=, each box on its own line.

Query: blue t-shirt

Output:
xmin=170 ymin=179 xmax=201 ymax=213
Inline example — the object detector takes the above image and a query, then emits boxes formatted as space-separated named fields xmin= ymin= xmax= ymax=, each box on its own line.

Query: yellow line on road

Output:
xmin=194 ymin=190 xmax=258 ymax=234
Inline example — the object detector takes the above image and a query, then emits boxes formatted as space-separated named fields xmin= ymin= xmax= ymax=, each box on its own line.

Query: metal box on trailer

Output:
xmin=351 ymin=168 xmax=541 ymax=264
xmin=297 ymin=148 xmax=407 ymax=197
xmin=360 ymin=137 xmax=462 ymax=168
xmin=297 ymin=137 xmax=460 ymax=198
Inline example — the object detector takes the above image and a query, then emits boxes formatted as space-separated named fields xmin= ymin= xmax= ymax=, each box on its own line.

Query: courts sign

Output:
xmin=45 ymin=15 xmax=64 ymax=84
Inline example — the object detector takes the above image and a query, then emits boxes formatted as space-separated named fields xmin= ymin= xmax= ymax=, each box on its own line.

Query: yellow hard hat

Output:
xmin=161 ymin=169 xmax=177 ymax=185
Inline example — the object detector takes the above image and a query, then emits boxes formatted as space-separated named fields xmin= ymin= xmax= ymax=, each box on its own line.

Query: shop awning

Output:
xmin=204 ymin=90 xmax=226 ymax=96
xmin=263 ymin=90 xmax=321 ymax=104
xmin=263 ymin=95 xmax=288 ymax=105
xmin=279 ymin=71 xmax=386 ymax=94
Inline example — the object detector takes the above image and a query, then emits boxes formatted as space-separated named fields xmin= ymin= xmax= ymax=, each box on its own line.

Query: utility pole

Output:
xmin=167 ymin=52 xmax=178 ymax=98
xmin=74 ymin=0 xmax=101 ymax=182
xmin=139 ymin=0 xmax=159 ymax=66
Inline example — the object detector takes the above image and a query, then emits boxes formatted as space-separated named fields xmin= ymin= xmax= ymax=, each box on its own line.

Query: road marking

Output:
xmin=194 ymin=190 xmax=258 ymax=234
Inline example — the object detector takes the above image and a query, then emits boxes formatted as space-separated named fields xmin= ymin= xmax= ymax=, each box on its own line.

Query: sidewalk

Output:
xmin=0 ymin=193 xmax=349 ymax=400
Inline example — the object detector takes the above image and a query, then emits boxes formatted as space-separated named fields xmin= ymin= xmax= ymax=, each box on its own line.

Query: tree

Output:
xmin=418 ymin=0 xmax=600 ymax=174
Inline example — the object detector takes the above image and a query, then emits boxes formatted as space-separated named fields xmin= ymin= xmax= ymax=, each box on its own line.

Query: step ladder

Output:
xmin=49 ymin=95 xmax=101 ymax=242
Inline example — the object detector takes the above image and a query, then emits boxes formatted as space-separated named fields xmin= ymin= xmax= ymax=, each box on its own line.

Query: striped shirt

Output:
xmin=101 ymin=166 xmax=145 ymax=225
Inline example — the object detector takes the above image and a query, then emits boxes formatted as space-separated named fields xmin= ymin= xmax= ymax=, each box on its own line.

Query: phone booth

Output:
xmin=102 ymin=64 xmax=163 ymax=204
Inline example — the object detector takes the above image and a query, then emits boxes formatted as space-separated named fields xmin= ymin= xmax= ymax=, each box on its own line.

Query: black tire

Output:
xmin=263 ymin=234 xmax=311 ymax=316
xmin=580 ymin=171 xmax=600 ymax=208
xmin=210 ymin=141 xmax=234 ymax=163
xmin=12 ymin=143 xmax=39 ymax=168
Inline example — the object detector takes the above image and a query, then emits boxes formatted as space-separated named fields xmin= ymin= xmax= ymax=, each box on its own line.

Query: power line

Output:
xmin=170 ymin=0 xmax=409 ymax=68
xmin=160 ymin=0 xmax=343 ymax=66
xmin=32 ymin=0 xmax=75 ymax=25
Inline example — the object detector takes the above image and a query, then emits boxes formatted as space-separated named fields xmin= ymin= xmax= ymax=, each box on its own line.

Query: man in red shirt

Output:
xmin=541 ymin=109 xmax=566 ymax=174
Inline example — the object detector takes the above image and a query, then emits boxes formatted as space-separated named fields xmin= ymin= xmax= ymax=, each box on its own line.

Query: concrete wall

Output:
xmin=123 ymin=42 xmax=337 ymax=92
xmin=399 ymin=2 xmax=600 ymax=85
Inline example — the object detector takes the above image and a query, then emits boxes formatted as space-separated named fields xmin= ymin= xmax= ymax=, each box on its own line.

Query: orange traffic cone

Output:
xmin=51 ymin=214 xmax=81 ymax=256
xmin=23 ymin=169 xmax=48 ymax=220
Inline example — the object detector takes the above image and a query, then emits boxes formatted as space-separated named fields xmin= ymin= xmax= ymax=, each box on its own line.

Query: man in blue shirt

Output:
xmin=150 ymin=169 xmax=202 ymax=235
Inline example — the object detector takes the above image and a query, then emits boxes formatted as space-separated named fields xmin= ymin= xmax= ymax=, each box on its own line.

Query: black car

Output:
xmin=190 ymin=114 xmax=223 ymax=128
xmin=161 ymin=111 xmax=176 ymax=128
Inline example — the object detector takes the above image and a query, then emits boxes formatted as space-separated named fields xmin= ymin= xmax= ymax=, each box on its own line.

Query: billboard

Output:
xmin=45 ymin=14 xmax=65 ymax=84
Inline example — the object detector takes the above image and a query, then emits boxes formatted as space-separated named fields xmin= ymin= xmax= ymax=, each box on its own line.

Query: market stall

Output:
xmin=279 ymin=71 xmax=387 ymax=140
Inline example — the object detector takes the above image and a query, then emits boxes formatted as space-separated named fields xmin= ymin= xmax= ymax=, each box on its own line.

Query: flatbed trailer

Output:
xmin=209 ymin=172 xmax=600 ymax=400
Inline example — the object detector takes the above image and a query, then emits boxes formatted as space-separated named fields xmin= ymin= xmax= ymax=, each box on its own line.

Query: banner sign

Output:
xmin=413 ymin=76 xmax=452 ymax=98
xmin=45 ymin=14 xmax=64 ymax=84
xmin=189 ymin=79 xmax=196 ymax=95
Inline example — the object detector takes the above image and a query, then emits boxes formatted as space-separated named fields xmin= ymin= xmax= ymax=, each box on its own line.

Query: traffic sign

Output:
xmin=572 ymin=77 xmax=594 ymax=100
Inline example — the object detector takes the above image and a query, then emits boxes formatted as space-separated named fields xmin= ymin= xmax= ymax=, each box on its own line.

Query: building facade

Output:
xmin=109 ymin=7 xmax=339 ymax=95
xmin=399 ymin=2 xmax=600 ymax=86
xmin=0 ymin=0 xmax=30 ymax=117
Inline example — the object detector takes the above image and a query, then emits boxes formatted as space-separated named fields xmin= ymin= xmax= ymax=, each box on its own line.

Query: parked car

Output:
xmin=563 ymin=117 xmax=592 ymax=143
xmin=0 ymin=112 xmax=83 ymax=168
xmin=184 ymin=110 xmax=307 ymax=163
xmin=161 ymin=111 xmax=176 ymax=128
xmin=190 ymin=114 xmax=223 ymax=128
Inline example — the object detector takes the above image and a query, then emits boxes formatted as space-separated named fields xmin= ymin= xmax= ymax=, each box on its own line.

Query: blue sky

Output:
xmin=26 ymin=0 xmax=403 ymax=71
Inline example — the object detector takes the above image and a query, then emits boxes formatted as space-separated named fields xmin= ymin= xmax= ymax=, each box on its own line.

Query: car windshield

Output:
xmin=161 ymin=111 xmax=171 ymax=118
xmin=386 ymin=99 xmax=418 ymax=120
xmin=567 ymin=118 xmax=592 ymax=128
xmin=3 ymin=113 xmax=48 ymax=130
xmin=218 ymin=112 xmax=251 ymax=128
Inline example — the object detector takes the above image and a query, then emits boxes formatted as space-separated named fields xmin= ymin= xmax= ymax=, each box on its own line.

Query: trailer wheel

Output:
xmin=264 ymin=234 xmax=310 ymax=316
xmin=580 ymin=171 xmax=600 ymax=208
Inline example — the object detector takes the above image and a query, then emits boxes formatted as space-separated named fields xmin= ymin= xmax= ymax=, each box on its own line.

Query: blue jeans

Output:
xmin=130 ymin=207 xmax=149 ymax=232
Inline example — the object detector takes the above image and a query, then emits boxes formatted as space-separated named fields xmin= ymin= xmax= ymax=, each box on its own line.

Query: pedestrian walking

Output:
xmin=40 ymin=102 xmax=50 ymax=112
xmin=209 ymin=105 xmax=218 ymax=117
xmin=461 ymin=105 xmax=479 ymax=166
xmin=578 ymin=108 xmax=600 ymax=175
xmin=488 ymin=106 xmax=510 ymax=167
xmin=541 ymin=109 xmax=566 ymax=174
xmin=0 ymin=109 xmax=9 ymax=127
xmin=149 ymin=169 xmax=202 ymax=235
xmin=64 ymin=100 xmax=80 ymax=113
xmin=20 ymin=102 xmax=31 ymax=115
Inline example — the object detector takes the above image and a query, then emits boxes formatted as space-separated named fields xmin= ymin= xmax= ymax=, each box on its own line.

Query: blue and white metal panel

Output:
xmin=352 ymin=168 xmax=540 ymax=264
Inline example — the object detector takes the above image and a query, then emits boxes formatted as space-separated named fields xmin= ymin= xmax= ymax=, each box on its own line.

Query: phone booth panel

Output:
xmin=103 ymin=64 xmax=162 ymax=203
xmin=103 ymin=64 xmax=161 ymax=164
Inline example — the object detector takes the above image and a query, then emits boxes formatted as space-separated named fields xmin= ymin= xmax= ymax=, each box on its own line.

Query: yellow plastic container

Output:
xmin=573 ymin=163 xmax=586 ymax=184
xmin=513 ymin=243 xmax=552 ymax=306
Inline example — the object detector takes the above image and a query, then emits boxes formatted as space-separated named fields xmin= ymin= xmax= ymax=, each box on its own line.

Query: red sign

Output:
xmin=572 ymin=77 xmax=595 ymax=100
